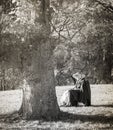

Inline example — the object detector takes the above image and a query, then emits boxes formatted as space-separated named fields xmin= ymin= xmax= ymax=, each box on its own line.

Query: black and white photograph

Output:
xmin=0 ymin=0 xmax=113 ymax=129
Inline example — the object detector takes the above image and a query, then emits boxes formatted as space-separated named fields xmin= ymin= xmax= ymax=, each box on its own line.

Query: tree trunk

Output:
xmin=102 ymin=43 xmax=112 ymax=83
xmin=21 ymin=0 xmax=60 ymax=120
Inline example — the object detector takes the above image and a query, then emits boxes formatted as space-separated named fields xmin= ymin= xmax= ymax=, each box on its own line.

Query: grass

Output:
xmin=0 ymin=84 xmax=113 ymax=129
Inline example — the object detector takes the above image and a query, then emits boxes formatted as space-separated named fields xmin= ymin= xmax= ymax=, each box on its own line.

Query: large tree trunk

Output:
xmin=22 ymin=40 xmax=60 ymax=120
xmin=22 ymin=0 xmax=60 ymax=120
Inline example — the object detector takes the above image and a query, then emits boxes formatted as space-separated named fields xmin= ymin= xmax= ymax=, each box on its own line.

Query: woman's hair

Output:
xmin=71 ymin=75 xmax=76 ymax=85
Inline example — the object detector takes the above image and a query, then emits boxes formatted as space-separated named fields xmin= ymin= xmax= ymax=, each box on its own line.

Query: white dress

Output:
xmin=60 ymin=90 xmax=71 ymax=106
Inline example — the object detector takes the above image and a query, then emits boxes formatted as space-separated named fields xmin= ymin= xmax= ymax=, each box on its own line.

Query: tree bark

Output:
xmin=21 ymin=0 xmax=60 ymax=120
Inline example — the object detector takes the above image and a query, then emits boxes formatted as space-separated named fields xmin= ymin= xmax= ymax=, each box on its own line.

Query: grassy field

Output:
xmin=0 ymin=84 xmax=113 ymax=130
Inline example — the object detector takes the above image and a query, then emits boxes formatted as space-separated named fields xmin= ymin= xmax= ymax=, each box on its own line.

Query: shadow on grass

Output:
xmin=0 ymin=108 xmax=113 ymax=125
xmin=0 ymin=112 xmax=22 ymax=123
xmin=0 ymin=112 xmax=113 ymax=130
xmin=58 ymin=111 xmax=113 ymax=124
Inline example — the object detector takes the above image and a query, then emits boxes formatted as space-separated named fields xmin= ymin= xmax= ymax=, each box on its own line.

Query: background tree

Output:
xmin=51 ymin=0 xmax=113 ymax=84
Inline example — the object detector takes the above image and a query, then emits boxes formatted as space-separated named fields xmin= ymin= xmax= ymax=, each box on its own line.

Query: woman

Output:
xmin=60 ymin=72 xmax=91 ymax=106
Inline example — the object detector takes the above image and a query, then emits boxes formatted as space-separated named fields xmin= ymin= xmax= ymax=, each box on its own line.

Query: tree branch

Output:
xmin=50 ymin=21 xmax=68 ymax=40
xmin=96 ymin=0 xmax=113 ymax=13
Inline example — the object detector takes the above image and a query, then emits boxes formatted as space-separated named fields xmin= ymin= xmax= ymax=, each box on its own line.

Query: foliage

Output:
xmin=0 ymin=0 xmax=48 ymax=90
xmin=52 ymin=0 xmax=113 ymax=85
xmin=0 ymin=0 xmax=113 ymax=89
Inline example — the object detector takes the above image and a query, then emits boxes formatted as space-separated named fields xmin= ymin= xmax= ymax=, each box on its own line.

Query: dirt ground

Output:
xmin=0 ymin=84 xmax=113 ymax=130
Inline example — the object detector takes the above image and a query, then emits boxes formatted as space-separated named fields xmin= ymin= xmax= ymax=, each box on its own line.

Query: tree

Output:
xmin=0 ymin=0 xmax=60 ymax=120
xmin=51 ymin=0 xmax=113 ymax=84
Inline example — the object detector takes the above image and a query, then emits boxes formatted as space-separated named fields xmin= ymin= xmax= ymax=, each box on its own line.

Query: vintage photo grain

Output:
xmin=0 ymin=0 xmax=113 ymax=129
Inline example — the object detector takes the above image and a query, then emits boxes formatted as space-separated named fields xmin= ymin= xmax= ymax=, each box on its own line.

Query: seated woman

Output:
xmin=60 ymin=72 xmax=91 ymax=107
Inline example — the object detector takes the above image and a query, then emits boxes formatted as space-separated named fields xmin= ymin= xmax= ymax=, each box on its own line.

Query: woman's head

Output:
xmin=72 ymin=72 xmax=85 ymax=80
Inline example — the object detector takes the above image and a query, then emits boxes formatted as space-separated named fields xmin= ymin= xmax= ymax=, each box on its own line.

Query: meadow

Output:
xmin=0 ymin=84 xmax=113 ymax=130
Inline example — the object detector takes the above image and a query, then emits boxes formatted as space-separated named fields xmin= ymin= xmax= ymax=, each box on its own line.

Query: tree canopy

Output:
xmin=0 ymin=0 xmax=113 ymax=90
xmin=51 ymin=0 xmax=113 ymax=84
